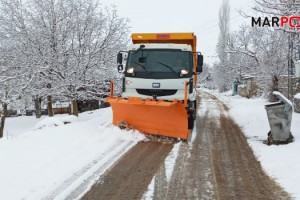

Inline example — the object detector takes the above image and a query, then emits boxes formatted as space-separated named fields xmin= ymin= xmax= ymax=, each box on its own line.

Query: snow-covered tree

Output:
xmin=0 ymin=0 xmax=129 ymax=118
xmin=211 ymin=0 xmax=294 ymax=98
xmin=254 ymin=0 xmax=300 ymax=99
xmin=61 ymin=3 xmax=129 ymax=115
xmin=0 ymin=0 xmax=129 ymax=137
xmin=254 ymin=0 xmax=300 ymax=23
xmin=226 ymin=25 xmax=288 ymax=99
xmin=0 ymin=32 xmax=33 ymax=137
xmin=215 ymin=0 xmax=232 ymax=92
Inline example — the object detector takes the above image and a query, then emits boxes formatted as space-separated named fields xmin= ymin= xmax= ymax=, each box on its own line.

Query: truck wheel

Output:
xmin=188 ymin=115 xmax=194 ymax=129
xmin=193 ymin=100 xmax=197 ymax=120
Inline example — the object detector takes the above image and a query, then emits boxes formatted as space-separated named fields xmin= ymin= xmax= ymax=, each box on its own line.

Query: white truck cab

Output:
xmin=122 ymin=43 xmax=197 ymax=102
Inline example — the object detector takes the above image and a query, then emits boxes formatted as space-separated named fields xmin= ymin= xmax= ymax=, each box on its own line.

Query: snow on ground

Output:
xmin=164 ymin=142 xmax=181 ymax=182
xmin=2 ymin=90 xmax=300 ymax=199
xmin=209 ymin=89 xmax=300 ymax=199
xmin=4 ymin=115 xmax=47 ymax=138
xmin=0 ymin=108 xmax=146 ymax=200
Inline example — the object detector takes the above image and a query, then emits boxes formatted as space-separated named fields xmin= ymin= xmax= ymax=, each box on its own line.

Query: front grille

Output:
xmin=136 ymin=89 xmax=177 ymax=97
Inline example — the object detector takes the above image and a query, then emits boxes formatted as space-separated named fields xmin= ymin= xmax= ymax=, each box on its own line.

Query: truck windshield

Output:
xmin=125 ymin=49 xmax=193 ymax=79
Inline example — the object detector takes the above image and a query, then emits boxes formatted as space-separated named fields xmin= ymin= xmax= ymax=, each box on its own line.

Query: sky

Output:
xmin=100 ymin=0 xmax=255 ymax=65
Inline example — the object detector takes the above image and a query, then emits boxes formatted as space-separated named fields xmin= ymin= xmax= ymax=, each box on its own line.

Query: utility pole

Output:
xmin=288 ymin=34 xmax=290 ymax=99
xmin=288 ymin=34 xmax=294 ymax=100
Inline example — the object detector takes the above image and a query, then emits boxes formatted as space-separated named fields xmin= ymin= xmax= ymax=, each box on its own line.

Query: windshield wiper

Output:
xmin=156 ymin=62 xmax=177 ymax=74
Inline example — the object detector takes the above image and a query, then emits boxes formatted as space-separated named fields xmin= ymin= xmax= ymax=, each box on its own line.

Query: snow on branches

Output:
xmin=0 ymin=0 xmax=129 ymax=109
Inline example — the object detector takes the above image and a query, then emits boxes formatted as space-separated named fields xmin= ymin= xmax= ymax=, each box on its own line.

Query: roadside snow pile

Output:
xmin=34 ymin=115 xmax=80 ymax=129
xmin=4 ymin=116 xmax=47 ymax=138
xmin=217 ymin=92 xmax=300 ymax=199
xmin=295 ymin=93 xmax=300 ymax=99
xmin=109 ymin=124 xmax=148 ymax=142
xmin=0 ymin=107 xmax=146 ymax=200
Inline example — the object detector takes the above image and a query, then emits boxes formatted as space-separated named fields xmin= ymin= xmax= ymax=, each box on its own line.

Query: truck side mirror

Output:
xmin=118 ymin=65 xmax=123 ymax=73
xmin=117 ymin=52 xmax=123 ymax=64
xmin=196 ymin=65 xmax=203 ymax=73
xmin=197 ymin=54 xmax=203 ymax=73
xmin=117 ymin=52 xmax=123 ymax=73
xmin=198 ymin=54 xmax=203 ymax=67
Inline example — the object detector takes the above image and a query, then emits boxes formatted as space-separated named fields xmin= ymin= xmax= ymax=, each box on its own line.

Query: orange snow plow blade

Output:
xmin=106 ymin=81 xmax=190 ymax=139
xmin=106 ymin=97 xmax=189 ymax=139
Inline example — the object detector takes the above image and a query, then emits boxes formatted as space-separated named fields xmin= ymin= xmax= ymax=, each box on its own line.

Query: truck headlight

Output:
xmin=180 ymin=69 xmax=189 ymax=75
xmin=127 ymin=68 xmax=134 ymax=73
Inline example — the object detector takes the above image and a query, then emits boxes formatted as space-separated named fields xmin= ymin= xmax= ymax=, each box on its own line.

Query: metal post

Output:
xmin=184 ymin=81 xmax=188 ymax=106
xmin=110 ymin=80 xmax=114 ymax=97
xmin=288 ymin=34 xmax=293 ymax=100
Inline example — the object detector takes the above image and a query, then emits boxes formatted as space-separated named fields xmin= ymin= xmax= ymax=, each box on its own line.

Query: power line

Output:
xmin=194 ymin=0 xmax=253 ymax=32
xmin=196 ymin=5 xmax=253 ymax=35
xmin=196 ymin=6 xmax=253 ymax=36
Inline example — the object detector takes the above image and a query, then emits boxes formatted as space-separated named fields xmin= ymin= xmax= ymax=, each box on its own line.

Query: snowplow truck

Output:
xmin=106 ymin=33 xmax=203 ymax=139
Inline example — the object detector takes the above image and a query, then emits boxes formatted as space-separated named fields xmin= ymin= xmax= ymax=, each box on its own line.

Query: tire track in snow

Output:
xmin=42 ymin=139 xmax=136 ymax=200
xmin=81 ymin=142 xmax=173 ymax=200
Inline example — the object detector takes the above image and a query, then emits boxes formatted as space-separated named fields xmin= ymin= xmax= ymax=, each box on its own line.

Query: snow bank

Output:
xmin=34 ymin=115 xmax=79 ymax=129
xmin=295 ymin=93 xmax=300 ymax=100
xmin=0 ymin=108 xmax=146 ymax=200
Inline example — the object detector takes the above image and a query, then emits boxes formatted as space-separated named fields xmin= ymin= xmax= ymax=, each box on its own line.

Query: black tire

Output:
xmin=188 ymin=115 xmax=194 ymax=129
xmin=193 ymin=100 xmax=197 ymax=120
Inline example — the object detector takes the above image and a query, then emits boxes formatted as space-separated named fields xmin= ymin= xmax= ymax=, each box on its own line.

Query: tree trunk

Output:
xmin=0 ymin=103 xmax=8 ymax=139
xmin=71 ymin=100 xmax=78 ymax=116
xmin=34 ymin=96 xmax=42 ymax=119
xmin=47 ymin=96 xmax=54 ymax=117
xmin=270 ymin=75 xmax=279 ymax=102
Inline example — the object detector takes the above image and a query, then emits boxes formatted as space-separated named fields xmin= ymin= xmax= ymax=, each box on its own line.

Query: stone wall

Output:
xmin=238 ymin=77 xmax=259 ymax=98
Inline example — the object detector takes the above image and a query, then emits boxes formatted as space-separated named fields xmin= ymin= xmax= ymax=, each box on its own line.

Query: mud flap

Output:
xmin=106 ymin=97 xmax=190 ymax=139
